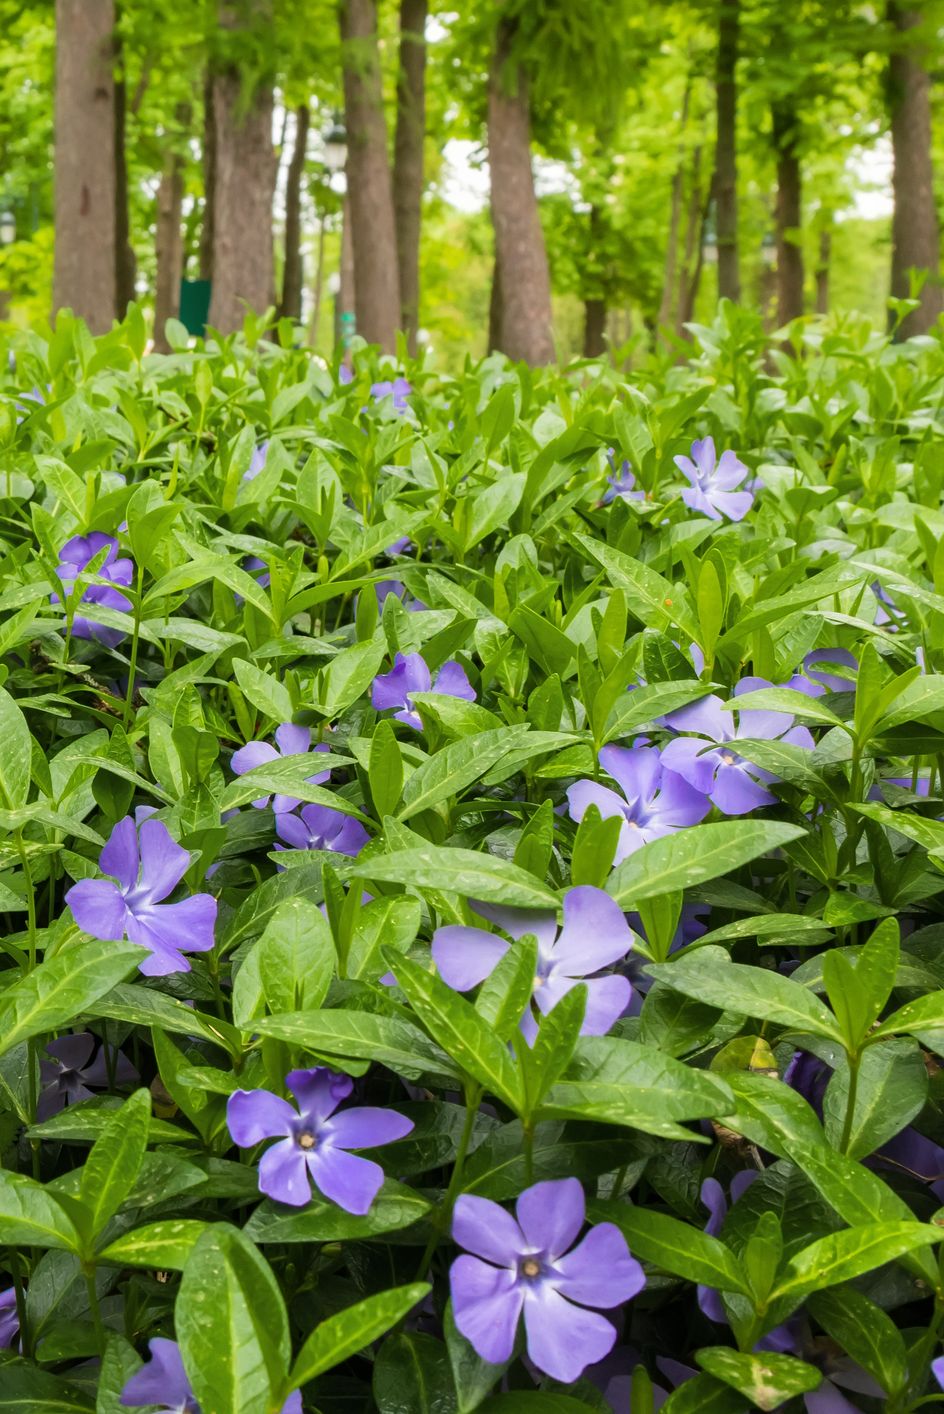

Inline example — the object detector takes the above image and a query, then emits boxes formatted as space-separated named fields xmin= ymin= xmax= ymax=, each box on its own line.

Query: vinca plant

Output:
xmin=2 ymin=301 xmax=944 ymax=1412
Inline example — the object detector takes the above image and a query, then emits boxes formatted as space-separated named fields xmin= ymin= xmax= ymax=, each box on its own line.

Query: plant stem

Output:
xmin=415 ymin=1083 xmax=481 ymax=1281
xmin=123 ymin=562 xmax=144 ymax=729
xmin=84 ymin=1266 xmax=106 ymax=1353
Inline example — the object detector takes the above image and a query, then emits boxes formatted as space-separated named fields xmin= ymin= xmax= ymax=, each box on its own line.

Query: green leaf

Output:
xmin=480 ymin=1399 xmax=599 ymax=1413
xmin=0 ymin=1170 xmax=78 ymax=1250
xmin=607 ymin=822 xmax=807 ymax=907
xmin=391 ymin=952 xmax=523 ymax=1109
xmin=351 ymin=845 xmax=558 ymax=908
xmin=291 ymin=1283 xmax=430 ymax=1387
xmin=373 ymin=1331 xmax=459 ymax=1414
xmin=370 ymin=719 xmax=404 ymax=820
xmin=245 ymin=1180 xmax=430 ymax=1243
xmin=807 ymin=1288 xmax=908 ymax=1397
xmin=721 ymin=687 xmax=843 ymax=729
xmin=871 ymin=991 xmax=944 ymax=1046
xmin=574 ymin=532 xmax=699 ymax=641
xmin=590 ymin=1202 xmax=750 ymax=1296
xmin=661 ymin=1373 xmax=747 ymax=1412
xmin=90 ymin=982 xmax=241 ymax=1058
xmin=398 ymin=727 xmax=530 ymax=821
xmin=768 ymin=1221 xmax=942 ymax=1315
xmin=822 ymin=1040 xmax=927 ymax=1160
xmin=604 ymin=681 xmax=714 ymax=744
xmin=252 ymin=1008 xmax=459 ymax=1080
xmin=256 ymin=899 xmax=335 ymax=1015
xmin=97 ymin=1219 xmax=208 ymax=1270
xmin=445 ymin=1301 xmax=508 ymax=1413
xmin=177 ymin=1225 xmax=288 ymax=1414
xmin=0 ymin=941 xmax=142 ymax=1060
xmin=219 ymin=752 xmax=354 ymax=811
xmin=79 ymin=1089 xmax=151 ymax=1242
xmin=644 ymin=947 xmax=843 ymax=1043
xmin=519 ymin=983 xmax=586 ymax=1106
xmin=0 ymin=686 xmax=32 ymax=809
xmin=695 ymin=1349 xmax=820 ymax=1411
xmin=0 ymin=1359 xmax=95 ymax=1410
xmin=346 ymin=896 xmax=422 ymax=981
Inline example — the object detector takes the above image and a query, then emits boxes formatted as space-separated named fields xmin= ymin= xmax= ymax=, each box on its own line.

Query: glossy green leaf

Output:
xmin=607 ymin=822 xmax=807 ymax=907
xmin=0 ymin=940 xmax=142 ymax=1059
xmin=291 ymin=1283 xmax=430 ymax=1387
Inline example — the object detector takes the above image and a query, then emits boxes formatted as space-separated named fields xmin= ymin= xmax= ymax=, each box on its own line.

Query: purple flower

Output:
xmin=242 ymin=555 xmax=270 ymax=590
xmin=65 ymin=817 xmax=217 ymax=976
xmin=433 ymin=886 xmax=634 ymax=1043
xmin=0 ymin=1288 xmax=18 ymax=1350
xmin=231 ymin=724 xmax=331 ymax=813
xmin=935 ymin=1357 xmax=944 ymax=1391
xmin=783 ymin=1049 xmax=831 ymax=1118
xmin=450 ymin=1177 xmax=645 ymax=1382
xmin=566 ymin=745 xmax=710 ymax=863
xmin=661 ymin=679 xmax=814 ymax=815
xmin=38 ymin=1032 xmax=137 ymax=1120
xmin=52 ymin=533 xmax=133 ymax=647
xmin=370 ymin=376 xmax=411 ymax=412
xmin=386 ymin=536 xmax=413 ymax=556
xmin=602 ymin=454 xmax=645 ymax=505
xmin=372 ymin=652 xmax=475 ymax=730
xmin=243 ymin=441 xmax=269 ymax=482
xmin=275 ymin=802 xmax=368 ymax=857
xmin=874 ymin=1127 xmax=944 ymax=1202
xmin=339 ymin=363 xmax=354 ymax=386
xmin=873 ymin=581 xmax=902 ymax=629
xmin=673 ymin=437 xmax=752 ymax=521
xmin=697 ymin=1173 xmax=758 ymax=1322
xmin=226 ymin=1067 xmax=413 ymax=1213
xmin=120 ymin=1337 xmax=301 ymax=1413
xmin=785 ymin=648 xmax=858 ymax=697
xmin=375 ymin=580 xmax=427 ymax=613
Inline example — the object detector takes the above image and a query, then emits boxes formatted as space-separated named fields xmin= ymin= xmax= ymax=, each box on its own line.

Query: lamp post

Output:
xmin=0 ymin=211 xmax=16 ymax=247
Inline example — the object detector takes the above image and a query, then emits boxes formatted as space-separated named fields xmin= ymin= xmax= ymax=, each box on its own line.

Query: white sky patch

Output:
xmin=841 ymin=136 xmax=894 ymax=221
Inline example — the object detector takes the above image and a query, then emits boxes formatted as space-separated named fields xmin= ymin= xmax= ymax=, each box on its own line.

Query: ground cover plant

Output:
xmin=3 ymin=303 xmax=944 ymax=1411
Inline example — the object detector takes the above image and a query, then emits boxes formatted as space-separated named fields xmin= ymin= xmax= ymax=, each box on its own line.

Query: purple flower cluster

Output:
xmin=52 ymin=533 xmax=133 ymax=647
xmin=372 ymin=651 xmax=475 ymax=730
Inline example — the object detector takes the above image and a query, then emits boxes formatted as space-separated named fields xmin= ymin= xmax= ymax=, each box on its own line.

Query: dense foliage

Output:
xmin=3 ymin=305 xmax=944 ymax=1411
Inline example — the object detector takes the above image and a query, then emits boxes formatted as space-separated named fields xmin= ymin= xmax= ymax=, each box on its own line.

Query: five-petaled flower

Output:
xmin=674 ymin=436 xmax=753 ymax=521
xmin=275 ymin=802 xmax=368 ymax=857
xmin=66 ymin=817 xmax=217 ymax=976
xmin=450 ymin=1177 xmax=645 ymax=1383
xmin=661 ymin=679 xmax=814 ymax=815
xmin=38 ymin=1032 xmax=137 ymax=1120
xmin=231 ymin=723 xmax=331 ymax=813
xmin=120 ymin=1337 xmax=301 ymax=1413
xmin=602 ymin=453 xmax=645 ymax=505
xmin=372 ymin=651 xmax=475 ymax=730
xmin=226 ymin=1067 xmax=413 ymax=1213
xmin=433 ymin=886 xmax=634 ymax=1043
xmin=567 ymin=744 xmax=709 ymax=862
xmin=370 ymin=376 xmax=411 ymax=412
xmin=52 ymin=533 xmax=133 ymax=647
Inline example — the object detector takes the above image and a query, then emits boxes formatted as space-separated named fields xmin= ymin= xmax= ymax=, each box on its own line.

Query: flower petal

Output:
xmin=120 ymin=1337 xmax=193 ymax=1409
xmin=515 ymin=1177 xmax=585 ymax=1257
xmin=551 ymin=886 xmax=634 ymax=975
xmin=522 ymin=1283 xmax=616 ymax=1383
xmin=450 ymin=1255 xmax=523 ymax=1365
xmin=286 ymin=1068 xmax=352 ymax=1124
xmin=227 ymin=1089 xmax=297 ymax=1146
xmin=258 ymin=1140 xmax=312 ymax=1206
xmin=710 ymin=489 xmax=753 ymax=522
xmin=307 ymin=1143 xmax=385 ymax=1214
xmin=433 ymin=926 xmax=510 ymax=991
xmin=137 ymin=819 xmax=189 ymax=902
xmin=99 ymin=816 xmax=139 ymax=890
xmin=66 ymin=879 xmax=128 ymax=941
xmin=326 ymin=1106 xmax=414 ymax=1150
xmin=453 ymin=1193 xmax=525 ymax=1264
xmin=576 ymin=974 xmax=632 ymax=1035
xmin=136 ymin=895 xmax=217 ymax=958
xmin=711 ymin=763 xmax=775 ymax=816
xmin=554 ymin=1222 xmax=646 ymax=1306
xmin=434 ymin=660 xmax=475 ymax=702
xmin=599 ymin=745 xmax=661 ymax=806
xmin=566 ymin=779 xmax=629 ymax=825
xmin=274 ymin=723 xmax=310 ymax=756
xmin=231 ymin=740 xmax=278 ymax=776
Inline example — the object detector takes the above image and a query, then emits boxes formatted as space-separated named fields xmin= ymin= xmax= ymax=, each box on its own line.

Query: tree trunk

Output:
xmin=279 ymin=104 xmax=310 ymax=322
xmin=199 ymin=69 xmax=215 ymax=280
xmin=207 ymin=1 xmax=277 ymax=333
xmin=309 ymin=211 xmax=327 ymax=345
xmin=113 ymin=20 xmax=136 ymax=317
xmin=815 ymin=221 xmax=831 ymax=315
xmin=888 ymin=1 xmax=942 ymax=337
xmin=153 ymin=107 xmax=189 ymax=352
xmin=488 ymin=252 xmax=503 ymax=354
xmin=773 ymin=104 xmax=804 ymax=325
xmin=340 ymin=0 xmax=400 ymax=352
xmin=715 ymin=0 xmax=740 ymax=303
xmin=337 ymin=194 xmax=356 ymax=348
xmin=53 ymin=0 xmax=117 ymax=332
xmin=680 ymin=179 xmax=713 ymax=330
xmin=658 ymin=79 xmax=691 ymax=338
xmin=487 ymin=15 xmax=554 ymax=364
xmin=394 ymin=0 xmax=426 ymax=354
xmin=676 ymin=140 xmax=704 ymax=337
xmin=583 ymin=298 xmax=606 ymax=357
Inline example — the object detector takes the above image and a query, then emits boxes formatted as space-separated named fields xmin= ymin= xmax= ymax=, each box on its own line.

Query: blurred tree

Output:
xmin=715 ymin=0 xmax=741 ymax=301
xmin=887 ymin=1 xmax=942 ymax=335
xmin=394 ymin=0 xmax=427 ymax=352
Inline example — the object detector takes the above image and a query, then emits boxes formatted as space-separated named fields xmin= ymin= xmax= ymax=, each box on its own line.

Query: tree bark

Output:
xmin=340 ymin=0 xmax=400 ymax=352
xmin=113 ymin=20 xmax=136 ymax=317
xmin=888 ymin=1 xmax=942 ymax=337
xmin=487 ymin=15 xmax=554 ymax=364
xmin=207 ymin=1 xmax=277 ymax=333
xmin=680 ymin=178 xmax=713 ymax=330
xmin=487 ymin=252 xmax=503 ymax=354
xmin=658 ymin=79 xmax=691 ymax=338
xmin=714 ymin=0 xmax=740 ymax=303
xmin=676 ymin=140 xmax=704 ymax=337
xmin=279 ymin=104 xmax=310 ymax=322
xmin=153 ymin=107 xmax=189 ymax=352
xmin=309 ymin=211 xmax=327 ymax=344
xmin=583 ymin=298 xmax=606 ymax=357
xmin=815 ymin=221 xmax=831 ymax=315
xmin=53 ymin=0 xmax=117 ymax=332
xmin=394 ymin=0 xmax=426 ymax=354
xmin=199 ymin=69 xmax=215 ymax=280
xmin=773 ymin=104 xmax=804 ymax=325
xmin=337 ymin=193 xmax=356 ymax=347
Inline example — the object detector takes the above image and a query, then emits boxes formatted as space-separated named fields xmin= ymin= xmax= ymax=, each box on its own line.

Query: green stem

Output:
xmin=11 ymin=1257 xmax=29 ymax=1358
xmin=839 ymin=1052 xmax=860 ymax=1155
xmin=84 ymin=1266 xmax=106 ymax=1354
xmin=123 ymin=563 xmax=144 ymax=729
xmin=14 ymin=831 xmax=36 ymax=973
xmin=415 ymin=1084 xmax=481 ymax=1281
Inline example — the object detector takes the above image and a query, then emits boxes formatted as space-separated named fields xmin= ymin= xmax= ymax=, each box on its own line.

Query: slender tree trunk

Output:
xmin=815 ymin=221 xmax=831 ymax=315
xmin=715 ymin=0 xmax=740 ymax=303
xmin=394 ymin=0 xmax=426 ymax=354
xmin=113 ymin=20 xmax=136 ymax=317
xmin=153 ymin=113 xmax=188 ymax=351
xmin=208 ymin=2 xmax=277 ymax=333
xmin=773 ymin=104 xmax=804 ymax=325
xmin=338 ymin=194 xmax=356 ymax=347
xmin=199 ymin=69 xmax=215 ymax=280
xmin=340 ymin=0 xmax=400 ymax=351
xmin=676 ymin=140 xmax=704 ymax=337
xmin=53 ymin=0 xmax=117 ymax=332
xmin=888 ymin=1 xmax=942 ymax=337
xmin=279 ymin=104 xmax=310 ymax=322
xmin=658 ymin=79 xmax=691 ymax=337
xmin=309 ymin=211 xmax=327 ymax=344
xmin=487 ymin=15 xmax=554 ymax=364
xmin=583 ymin=298 xmax=606 ymax=357
xmin=680 ymin=179 xmax=713 ymax=329
xmin=488 ymin=253 xmax=503 ymax=354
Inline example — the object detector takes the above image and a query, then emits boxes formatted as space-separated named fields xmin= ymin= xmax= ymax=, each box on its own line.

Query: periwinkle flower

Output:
xmin=661 ymin=679 xmax=814 ymax=815
xmin=275 ymin=802 xmax=368 ymax=857
xmin=231 ymin=723 xmax=331 ymax=813
xmin=52 ymin=533 xmax=133 ymax=647
xmin=38 ymin=1032 xmax=137 ymax=1120
xmin=674 ymin=436 xmax=752 ymax=522
xmin=786 ymin=648 xmax=858 ymax=697
xmin=874 ymin=1126 xmax=944 ymax=1202
xmin=120 ymin=1337 xmax=301 ymax=1413
xmin=566 ymin=745 xmax=710 ymax=863
xmin=338 ymin=363 xmax=354 ymax=386
xmin=243 ymin=441 xmax=268 ymax=482
xmin=385 ymin=535 xmax=413 ymax=556
xmin=65 ymin=817 xmax=217 ymax=976
xmin=450 ymin=1177 xmax=645 ymax=1383
xmin=873 ymin=581 xmax=902 ymax=630
xmin=227 ymin=1067 xmax=413 ymax=1213
xmin=372 ymin=651 xmax=475 ymax=730
xmin=0 ymin=1287 xmax=18 ymax=1350
xmin=375 ymin=579 xmax=427 ymax=612
xmin=370 ymin=376 xmax=411 ymax=412
xmin=602 ymin=453 xmax=645 ymax=505
xmin=697 ymin=1172 xmax=758 ymax=1322
xmin=433 ymin=886 xmax=634 ymax=1043
xmin=935 ymin=1357 xmax=944 ymax=1391
xmin=242 ymin=554 xmax=270 ymax=589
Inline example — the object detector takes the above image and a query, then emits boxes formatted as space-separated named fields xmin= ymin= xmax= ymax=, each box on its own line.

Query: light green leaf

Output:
xmin=290 ymin=1283 xmax=430 ymax=1387
xmin=607 ymin=822 xmax=807 ymax=907
xmin=0 ymin=941 xmax=142 ymax=1060
xmin=398 ymin=726 xmax=530 ymax=821
xmin=79 ymin=1090 xmax=151 ymax=1241
xmin=351 ymin=845 xmax=559 ymax=908
xmin=98 ymin=1219 xmax=208 ymax=1271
